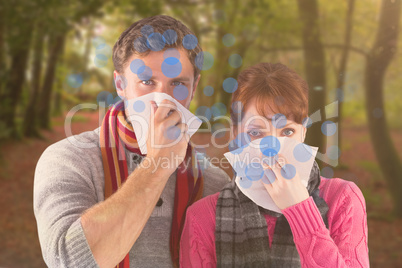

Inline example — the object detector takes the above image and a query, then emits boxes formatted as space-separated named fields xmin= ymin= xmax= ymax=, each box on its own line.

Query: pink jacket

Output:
xmin=180 ymin=178 xmax=369 ymax=267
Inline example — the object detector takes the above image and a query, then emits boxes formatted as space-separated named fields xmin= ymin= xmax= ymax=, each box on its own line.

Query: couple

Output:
xmin=33 ymin=15 xmax=369 ymax=267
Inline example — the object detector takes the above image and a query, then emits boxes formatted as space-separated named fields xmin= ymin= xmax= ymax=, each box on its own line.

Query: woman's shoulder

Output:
xmin=187 ymin=192 xmax=220 ymax=222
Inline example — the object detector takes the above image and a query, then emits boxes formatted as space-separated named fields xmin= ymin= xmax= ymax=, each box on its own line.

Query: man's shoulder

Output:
xmin=200 ymin=156 xmax=230 ymax=196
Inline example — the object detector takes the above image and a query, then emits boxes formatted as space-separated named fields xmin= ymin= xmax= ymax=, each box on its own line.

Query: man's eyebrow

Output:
xmin=169 ymin=76 xmax=191 ymax=82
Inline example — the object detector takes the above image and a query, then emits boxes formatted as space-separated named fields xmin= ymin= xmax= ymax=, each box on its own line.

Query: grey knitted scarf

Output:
xmin=215 ymin=161 xmax=329 ymax=267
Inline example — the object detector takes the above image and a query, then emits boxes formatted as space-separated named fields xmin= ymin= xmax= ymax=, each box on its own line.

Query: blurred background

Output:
xmin=0 ymin=0 xmax=401 ymax=267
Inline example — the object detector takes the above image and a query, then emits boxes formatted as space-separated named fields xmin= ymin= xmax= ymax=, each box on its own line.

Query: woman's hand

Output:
xmin=262 ymin=154 xmax=309 ymax=210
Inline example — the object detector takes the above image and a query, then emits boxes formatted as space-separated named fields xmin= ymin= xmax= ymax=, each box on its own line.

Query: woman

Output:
xmin=180 ymin=63 xmax=369 ymax=267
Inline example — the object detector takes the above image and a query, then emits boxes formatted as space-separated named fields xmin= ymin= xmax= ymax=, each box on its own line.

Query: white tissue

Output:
xmin=224 ymin=137 xmax=318 ymax=213
xmin=125 ymin=92 xmax=202 ymax=154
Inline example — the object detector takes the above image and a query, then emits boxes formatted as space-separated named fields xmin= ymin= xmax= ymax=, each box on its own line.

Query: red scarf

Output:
xmin=100 ymin=100 xmax=204 ymax=267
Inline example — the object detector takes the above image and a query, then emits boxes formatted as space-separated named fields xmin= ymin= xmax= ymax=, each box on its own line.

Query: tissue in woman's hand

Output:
xmin=125 ymin=92 xmax=202 ymax=154
xmin=224 ymin=136 xmax=318 ymax=213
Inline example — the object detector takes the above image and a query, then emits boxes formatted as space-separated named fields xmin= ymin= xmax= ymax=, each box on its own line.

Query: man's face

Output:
xmin=114 ymin=48 xmax=200 ymax=109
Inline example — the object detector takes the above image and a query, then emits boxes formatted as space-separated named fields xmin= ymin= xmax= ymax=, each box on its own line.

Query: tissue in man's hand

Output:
xmin=125 ymin=92 xmax=202 ymax=154
xmin=224 ymin=136 xmax=318 ymax=213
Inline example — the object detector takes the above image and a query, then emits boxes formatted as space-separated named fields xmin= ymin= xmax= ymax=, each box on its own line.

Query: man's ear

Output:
xmin=189 ymin=74 xmax=201 ymax=102
xmin=302 ymin=126 xmax=307 ymax=142
xmin=114 ymin=70 xmax=127 ymax=100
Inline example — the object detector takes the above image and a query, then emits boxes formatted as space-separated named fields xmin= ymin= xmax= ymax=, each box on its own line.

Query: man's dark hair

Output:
xmin=113 ymin=15 xmax=203 ymax=79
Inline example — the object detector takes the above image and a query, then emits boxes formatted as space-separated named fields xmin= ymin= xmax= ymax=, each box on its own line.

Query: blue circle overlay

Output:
xmin=245 ymin=162 xmax=264 ymax=181
xmin=133 ymin=36 xmax=149 ymax=53
xmin=211 ymin=102 xmax=227 ymax=117
xmin=137 ymin=66 xmax=153 ymax=80
xmin=238 ymin=176 xmax=252 ymax=189
xmin=327 ymin=146 xmax=341 ymax=160
xmin=262 ymin=168 xmax=276 ymax=185
xmin=133 ymin=100 xmax=145 ymax=113
xmin=96 ymin=43 xmax=112 ymax=58
xmin=183 ymin=34 xmax=198 ymax=50
xmin=203 ymin=86 xmax=214 ymax=97
xmin=293 ymin=143 xmax=312 ymax=162
xmin=223 ymin=77 xmax=238 ymax=93
xmin=163 ymin=29 xmax=178 ymax=45
xmin=173 ymin=85 xmax=188 ymax=101
xmin=233 ymin=161 xmax=246 ymax=177
xmin=281 ymin=164 xmax=296 ymax=180
xmin=212 ymin=123 xmax=226 ymax=138
xmin=141 ymin=25 xmax=154 ymax=37
xmin=321 ymin=167 xmax=334 ymax=178
xmin=195 ymin=51 xmax=214 ymax=70
xmin=66 ymin=74 xmax=83 ymax=88
xmin=321 ymin=121 xmax=337 ymax=136
xmin=272 ymin=113 xmax=287 ymax=129
xmin=302 ymin=117 xmax=313 ymax=128
xmin=97 ymin=91 xmax=114 ymax=107
xmin=92 ymin=36 xmax=106 ymax=48
xmin=161 ymin=57 xmax=182 ymax=78
xmin=94 ymin=54 xmax=108 ymax=67
xmin=196 ymin=106 xmax=212 ymax=121
xmin=163 ymin=48 xmax=180 ymax=59
xmin=228 ymin=54 xmax=242 ymax=68
xmin=222 ymin=33 xmax=236 ymax=47
xmin=229 ymin=132 xmax=250 ymax=153
xmin=130 ymin=59 xmax=145 ymax=74
xmin=260 ymin=136 xmax=281 ymax=157
xmin=146 ymin=32 xmax=166 ymax=51
xmin=164 ymin=125 xmax=181 ymax=140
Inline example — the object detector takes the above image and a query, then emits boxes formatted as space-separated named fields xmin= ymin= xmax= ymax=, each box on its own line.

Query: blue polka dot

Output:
xmin=212 ymin=123 xmax=226 ymax=138
xmin=262 ymin=168 xmax=276 ymax=185
xmin=66 ymin=74 xmax=83 ymax=88
xmin=92 ymin=36 xmax=106 ymax=47
xmin=95 ymin=43 xmax=112 ymax=58
xmin=293 ymin=143 xmax=312 ymax=162
xmin=133 ymin=100 xmax=145 ymax=113
xmin=133 ymin=36 xmax=149 ymax=53
xmin=203 ymin=86 xmax=214 ymax=97
xmin=281 ymin=164 xmax=296 ymax=179
xmin=141 ymin=25 xmax=154 ymax=37
xmin=163 ymin=48 xmax=180 ymax=59
xmin=163 ymin=29 xmax=178 ymax=45
xmin=137 ymin=66 xmax=153 ymax=81
xmin=94 ymin=54 xmax=108 ymax=67
xmin=272 ymin=113 xmax=287 ymax=129
xmin=321 ymin=121 xmax=337 ymax=136
xmin=233 ymin=161 xmax=246 ymax=177
xmin=130 ymin=59 xmax=145 ymax=74
xmin=196 ymin=106 xmax=212 ymax=121
xmin=302 ymin=117 xmax=313 ymax=128
xmin=146 ymin=33 xmax=166 ymax=51
xmin=222 ymin=33 xmax=235 ymax=47
xmin=113 ymin=96 xmax=121 ymax=105
xmin=259 ymin=136 xmax=281 ymax=157
xmin=223 ymin=77 xmax=238 ymax=93
xmin=229 ymin=132 xmax=251 ymax=153
xmin=97 ymin=91 xmax=114 ymax=107
xmin=238 ymin=176 xmax=252 ymax=189
xmin=245 ymin=162 xmax=264 ymax=181
xmin=321 ymin=167 xmax=334 ymax=178
xmin=182 ymin=34 xmax=198 ymax=50
xmin=195 ymin=51 xmax=214 ymax=70
xmin=164 ymin=125 xmax=181 ymax=140
xmin=327 ymin=145 xmax=341 ymax=160
xmin=161 ymin=57 xmax=182 ymax=78
xmin=173 ymin=84 xmax=188 ymax=101
xmin=231 ymin=101 xmax=243 ymax=114
xmin=228 ymin=54 xmax=242 ymax=68
xmin=211 ymin=102 xmax=227 ymax=117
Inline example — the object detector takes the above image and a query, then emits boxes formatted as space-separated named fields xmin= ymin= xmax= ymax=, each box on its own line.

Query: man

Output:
xmin=34 ymin=15 xmax=229 ymax=268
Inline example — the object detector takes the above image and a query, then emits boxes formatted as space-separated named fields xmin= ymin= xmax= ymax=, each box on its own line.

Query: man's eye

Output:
xmin=172 ymin=81 xmax=183 ymax=86
xmin=282 ymin=128 xmax=295 ymax=136
xmin=142 ymin=80 xmax=152 ymax=85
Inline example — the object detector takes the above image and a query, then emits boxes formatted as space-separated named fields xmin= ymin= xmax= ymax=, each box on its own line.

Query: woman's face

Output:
xmin=233 ymin=97 xmax=306 ymax=143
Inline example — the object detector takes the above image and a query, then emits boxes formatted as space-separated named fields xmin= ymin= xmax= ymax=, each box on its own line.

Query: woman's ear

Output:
xmin=114 ymin=70 xmax=127 ymax=100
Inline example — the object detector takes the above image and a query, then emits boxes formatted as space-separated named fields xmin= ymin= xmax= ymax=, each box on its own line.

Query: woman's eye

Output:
xmin=141 ymin=80 xmax=153 ymax=85
xmin=282 ymin=128 xmax=295 ymax=136
xmin=248 ymin=129 xmax=262 ymax=137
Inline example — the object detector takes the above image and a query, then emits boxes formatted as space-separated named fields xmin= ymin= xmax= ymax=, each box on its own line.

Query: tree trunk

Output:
xmin=297 ymin=0 xmax=327 ymax=159
xmin=0 ymin=21 xmax=34 ymax=138
xmin=335 ymin=0 xmax=355 ymax=165
xmin=37 ymin=31 xmax=66 ymax=129
xmin=364 ymin=0 xmax=402 ymax=217
xmin=23 ymin=23 xmax=45 ymax=137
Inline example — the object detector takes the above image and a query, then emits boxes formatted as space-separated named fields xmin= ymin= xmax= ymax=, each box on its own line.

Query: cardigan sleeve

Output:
xmin=282 ymin=181 xmax=369 ymax=267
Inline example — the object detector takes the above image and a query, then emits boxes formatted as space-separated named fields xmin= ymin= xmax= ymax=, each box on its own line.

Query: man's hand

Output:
xmin=146 ymin=99 xmax=189 ymax=175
